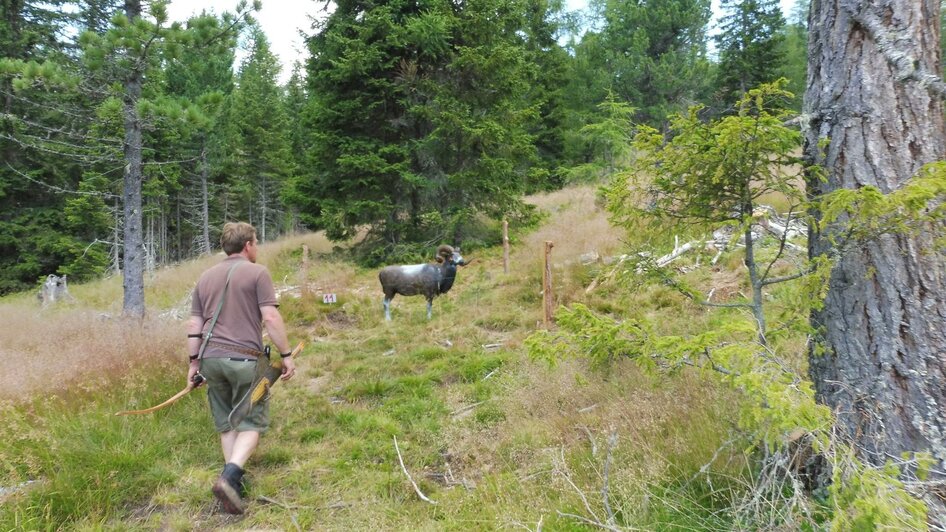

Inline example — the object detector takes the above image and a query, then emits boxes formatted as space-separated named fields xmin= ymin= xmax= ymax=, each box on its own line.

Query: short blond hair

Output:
xmin=220 ymin=222 xmax=256 ymax=255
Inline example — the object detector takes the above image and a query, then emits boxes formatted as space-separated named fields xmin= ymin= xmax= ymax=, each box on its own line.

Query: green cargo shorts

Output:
xmin=201 ymin=357 xmax=270 ymax=433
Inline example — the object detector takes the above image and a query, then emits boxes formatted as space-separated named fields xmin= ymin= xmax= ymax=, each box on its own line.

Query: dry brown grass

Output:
xmin=522 ymin=185 xmax=624 ymax=265
xmin=0 ymin=306 xmax=180 ymax=400
xmin=0 ymin=232 xmax=337 ymax=400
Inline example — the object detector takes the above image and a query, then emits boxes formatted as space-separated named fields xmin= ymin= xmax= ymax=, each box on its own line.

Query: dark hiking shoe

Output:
xmin=212 ymin=463 xmax=246 ymax=515
xmin=212 ymin=475 xmax=244 ymax=514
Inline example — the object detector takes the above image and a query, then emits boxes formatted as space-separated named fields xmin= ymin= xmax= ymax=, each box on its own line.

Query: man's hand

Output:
xmin=281 ymin=356 xmax=296 ymax=381
xmin=187 ymin=359 xmax=203 ymax=388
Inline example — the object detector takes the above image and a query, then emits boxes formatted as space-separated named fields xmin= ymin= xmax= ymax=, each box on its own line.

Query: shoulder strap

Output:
xmin=197 ymin=261 xmax=242 ymax=366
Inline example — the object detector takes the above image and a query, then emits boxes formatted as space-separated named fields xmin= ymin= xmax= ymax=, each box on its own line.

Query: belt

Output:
xmin=207 ymin=340 xmax=264 ymax=358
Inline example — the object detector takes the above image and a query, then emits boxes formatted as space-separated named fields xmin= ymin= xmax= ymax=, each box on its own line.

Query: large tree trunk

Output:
xmin=121 ymin=0 xmax=145 ymax=319
xmin=804 ymin=0 xmax=946 ymax=519
xmin=200 ymin=144 xmax=211 ymax=255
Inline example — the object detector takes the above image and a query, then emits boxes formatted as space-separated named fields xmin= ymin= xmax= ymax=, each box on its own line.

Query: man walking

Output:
xmin=186 ymin=222 xmax=296 ymax=514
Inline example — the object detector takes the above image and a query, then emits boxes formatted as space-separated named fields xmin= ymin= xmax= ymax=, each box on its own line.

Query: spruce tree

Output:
xmin=591 ymin=0 xmax=714 ymax=127
xmin=777 ymin=0 xmax=808 ymax=111
xmin=714 ymin=0 xmax=786 ymax=105
xmin=0 ymin=0 xmax=92 ymax=293
xmin=229 ymin=27 xmax=292 ymax=242
xmin=299 ymin=0 xmax=542 ymax=261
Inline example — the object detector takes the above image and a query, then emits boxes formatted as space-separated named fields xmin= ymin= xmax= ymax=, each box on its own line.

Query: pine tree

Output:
xmin=229 ymin=27 xmax=292 ymax=242
xmin=777 ymin=0 xmax=808 ymax=111
xmin=164 ymin=11 xmax=238 ymax=256
xmin=804 ymin=0 xmax=946 ymax=520
xmin=299 ymin=0 xmax=542 ymax=261
xmin=591 ymin=0 xmax=714 ymax=127
xmin=714 ymin=0 xmax=786 ymax=105
xmin=0 ymin=0 xmax=94 ymax=293
xmin=78 ymin=0 xmax=256 ymax=317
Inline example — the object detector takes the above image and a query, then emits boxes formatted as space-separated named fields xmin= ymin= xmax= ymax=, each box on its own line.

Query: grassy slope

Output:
xmin=0 ymin=186 xmax=767 ymax=531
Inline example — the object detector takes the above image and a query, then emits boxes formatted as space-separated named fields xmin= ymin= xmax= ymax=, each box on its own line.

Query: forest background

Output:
xmin=0 ymin=0 xmax=812 ymax=299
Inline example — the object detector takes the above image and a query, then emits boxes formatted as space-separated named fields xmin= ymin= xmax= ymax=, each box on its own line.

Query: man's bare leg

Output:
xmin=223 ymin=431 xmax=260 ymax=467
xmin=213 ymin=431 xmax=259 ymax=514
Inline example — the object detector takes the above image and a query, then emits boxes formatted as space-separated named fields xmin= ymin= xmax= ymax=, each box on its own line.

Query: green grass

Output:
xmin=0 ymin=188 xmax=818 ymax=530
xmin=0 ymin=364 xmax=216 ymax=530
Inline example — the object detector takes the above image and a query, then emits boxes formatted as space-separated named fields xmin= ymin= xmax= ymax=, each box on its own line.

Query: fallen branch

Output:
xmin=579 ymin=425 xmax=598 ymax=457
xmin=557 ymin=446 xmax=601 ymax=523
xmin=509 ymin=515 xmax=545 ymax=532
xmin=393 ymin=435 xmax=438 ymax=505
xmin=635 ymin=239 xmax=701 ymax=274
xmin=322 ymin=501 xmax=352 ymax=510
xmin=450 ymin=400 xmax=488 ymax=416
xmin=602 ymin=430 xmax=618 ymax=526
xmin=556 ymin=511 xmax=624 ymax=532
xmin=257 ymin=495 xmax=303 ymax=531
xmin=687 ymin=434 xmax=740 ymax=485
xmin=521 ymin=468 xmax=554 ymax=481
xmin=585 ymin=255 xmax=628 ymax=294
xmin=655 ymin=240 xmax=699 ymax=268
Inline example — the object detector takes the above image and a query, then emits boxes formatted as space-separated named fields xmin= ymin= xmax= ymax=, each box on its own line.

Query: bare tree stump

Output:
xmin=37 ymin=275 xmax=72 ymax=308
xmin=543 ymin=241 xmax=554 ymax=328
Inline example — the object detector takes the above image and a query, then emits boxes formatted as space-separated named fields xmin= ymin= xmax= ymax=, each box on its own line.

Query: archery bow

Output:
xmin=116 ymin=263 xmax=242 ymax=417
xmin=114 ymin=374 xmax=205 ymax=416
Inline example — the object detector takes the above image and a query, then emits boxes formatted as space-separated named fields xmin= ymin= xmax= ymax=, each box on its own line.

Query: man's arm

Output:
xmin=186 ymin=315 xmax=204 ymax=386
xmin=261 ymin=305 xmax=296 ymax=380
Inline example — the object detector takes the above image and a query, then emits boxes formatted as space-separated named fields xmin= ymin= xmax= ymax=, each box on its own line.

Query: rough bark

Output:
xmin=199 ymin=144 xmax=210 ymax=255
xmin=121 ymin=0 xmax=145 ymax=319
xmin=804 ymin=0 xmax=946 ymax=519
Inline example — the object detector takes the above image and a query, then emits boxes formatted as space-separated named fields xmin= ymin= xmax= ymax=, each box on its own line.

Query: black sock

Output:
xmin=221 ymin=462 xmax=245 ymax=490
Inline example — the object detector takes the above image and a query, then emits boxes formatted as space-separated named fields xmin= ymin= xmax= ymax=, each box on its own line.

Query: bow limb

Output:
xmin=114 ymin=382 xmax=196 ymax=416
xmin=290 ymin=341 xmax=305 ymax=358
xmin=115 ymin=342 xmax=302 ymax=417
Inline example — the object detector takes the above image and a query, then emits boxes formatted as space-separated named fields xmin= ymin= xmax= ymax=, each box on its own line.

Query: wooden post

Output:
xmin=301 ymin=244 xmax=310 ymax=299
xmin=543 ymin=241 xmax=554 ymax=328
xmin=502 ymin=220 xmax=510 ymax=274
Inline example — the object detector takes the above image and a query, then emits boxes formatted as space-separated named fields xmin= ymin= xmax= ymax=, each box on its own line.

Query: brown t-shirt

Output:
xmin=191 ymin=255 xmax=278 ymax=359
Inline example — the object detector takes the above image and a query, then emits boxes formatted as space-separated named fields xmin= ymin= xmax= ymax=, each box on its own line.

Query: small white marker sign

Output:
xmin=322 ymin=293 xmax=337 ymax=304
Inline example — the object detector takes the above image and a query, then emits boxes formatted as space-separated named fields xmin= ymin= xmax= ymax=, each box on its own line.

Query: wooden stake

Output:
xmin=301 ymin=244 xmax=310 ymax=299
xmin=543 ymin=241 xmax=554 ymax=327
xmin=502 ymin=220 xmax=510 ymax=274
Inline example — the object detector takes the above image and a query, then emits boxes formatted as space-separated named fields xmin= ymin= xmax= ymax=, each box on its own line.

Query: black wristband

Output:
xmin=280 ymin=351 xmax=293 ymax=359
xmin=189 ymin=353 xmax=199 ymax=361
